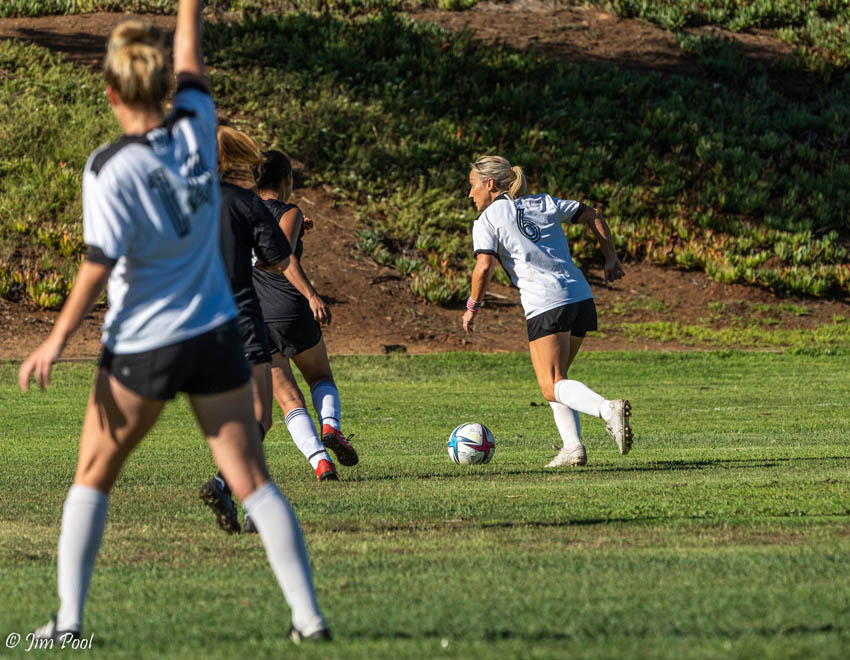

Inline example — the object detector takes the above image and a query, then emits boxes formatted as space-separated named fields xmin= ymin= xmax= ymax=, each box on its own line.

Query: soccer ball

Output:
xmin=448 ymin=423 xmax=495 ymax=465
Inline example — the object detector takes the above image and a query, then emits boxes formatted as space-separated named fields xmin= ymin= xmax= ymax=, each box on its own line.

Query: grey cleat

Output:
xmin=606 ymin=399 xmax=632 ymax=454
xmin=545 ymin=444 xmax=587 ymax=467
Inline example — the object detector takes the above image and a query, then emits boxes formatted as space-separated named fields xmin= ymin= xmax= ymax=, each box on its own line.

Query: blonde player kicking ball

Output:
xmin=19 ymin=1 xmax=329 ymax=645
xmin=462 ymin=156 xmax=632 ymax=467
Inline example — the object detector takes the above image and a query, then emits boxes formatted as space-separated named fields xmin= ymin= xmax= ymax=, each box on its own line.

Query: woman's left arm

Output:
xmin=19 ymin=261 xmax=112 ymax=392
xmin=578 ymin=206 xmax=625 ymax=283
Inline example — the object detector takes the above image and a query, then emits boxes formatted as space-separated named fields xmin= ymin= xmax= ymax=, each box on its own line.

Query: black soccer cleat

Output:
xmin=199 ymin=478 xmax=241 ymax=534
xmin=31 ymin=615 xmax=80 ymax=644
xmin=289 ymin=625 xmax=332 ymax=644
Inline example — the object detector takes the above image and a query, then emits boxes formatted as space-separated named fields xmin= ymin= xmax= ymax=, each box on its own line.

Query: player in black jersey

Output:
xmin=253 ymin=150 xmax=359 ymax=481
xmin=199 ymin=127 xmax=293 ymax=534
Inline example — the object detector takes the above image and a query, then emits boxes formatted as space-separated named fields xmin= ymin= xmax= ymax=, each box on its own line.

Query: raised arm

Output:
xmin=173 ymin=0 xmax=205 ymax=78
xmin=577 ymin=206 xmax=625 ymax=283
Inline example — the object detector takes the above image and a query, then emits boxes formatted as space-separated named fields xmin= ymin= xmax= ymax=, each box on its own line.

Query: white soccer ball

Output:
xmin=448 ymin=422 xmax=495 ymax=465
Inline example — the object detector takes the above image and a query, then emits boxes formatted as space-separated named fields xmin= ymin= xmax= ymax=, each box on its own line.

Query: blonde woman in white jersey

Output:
xmin=463 ymin=156 xmax=632 ymax=467
xmin=18 ymin=1 xmax=329 ymax=644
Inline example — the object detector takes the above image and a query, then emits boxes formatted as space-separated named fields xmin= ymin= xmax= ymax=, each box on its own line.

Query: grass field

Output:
xmin=1 ymin=350 xmax=849 ymax=659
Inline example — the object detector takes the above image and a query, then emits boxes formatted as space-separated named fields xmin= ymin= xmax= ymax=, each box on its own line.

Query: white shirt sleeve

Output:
xmin=472 ymin=213 xmax=499 ymax=255
xmin=554 ymin=197 xmax=584 ymax=223
xmin=82 ymin=167 xmax=135 ymax=261
xmin=172 ymin=86 xmax=216 ymax=138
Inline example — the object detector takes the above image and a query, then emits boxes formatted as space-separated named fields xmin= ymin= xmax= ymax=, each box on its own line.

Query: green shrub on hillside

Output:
xmin=2 ymin=9 xmax=849 ymax=307
xmin=604 ymin=0 xmax=850 ymax=74
xmin=0 ymin=41 xmax=114 ymax=307
xmin=204 ymin=11 xmax=849 ymax=301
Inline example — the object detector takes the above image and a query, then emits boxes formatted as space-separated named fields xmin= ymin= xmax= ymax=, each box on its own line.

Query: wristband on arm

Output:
xmin=466 ymin=298 xmax=481 ymax=312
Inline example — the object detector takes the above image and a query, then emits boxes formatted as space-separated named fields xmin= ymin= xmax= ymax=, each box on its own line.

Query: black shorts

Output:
xmin=99 ymin=320 xmax=251 ymax=401
xmin=266 ymin=314 xmax=322 ymax=358
xmin=237 ymin=310 xmax=272 ymax=365
xmin=526 ymin=298 xmax=598 ymax=342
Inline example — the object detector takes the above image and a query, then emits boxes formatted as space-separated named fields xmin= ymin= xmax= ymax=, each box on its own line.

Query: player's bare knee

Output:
xmin=539 ymin=381 xmax=557 ymax=402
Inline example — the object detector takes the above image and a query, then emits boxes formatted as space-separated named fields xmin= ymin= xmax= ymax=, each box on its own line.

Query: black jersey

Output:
xmin=218 ymin=182 xmax=291 ymax=316
xmin=252 ymin=199 xmax=310 ymax=321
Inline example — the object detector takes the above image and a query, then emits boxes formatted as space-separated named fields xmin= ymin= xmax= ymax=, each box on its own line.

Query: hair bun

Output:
xmin=104 ymin=20 xmax=168 ymax=106
xmin=109 ymin=21 xmax=163 ymax=52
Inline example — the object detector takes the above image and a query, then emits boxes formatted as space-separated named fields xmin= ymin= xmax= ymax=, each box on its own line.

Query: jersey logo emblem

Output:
xmin=514 ymin=202 xmax=540 ymax=243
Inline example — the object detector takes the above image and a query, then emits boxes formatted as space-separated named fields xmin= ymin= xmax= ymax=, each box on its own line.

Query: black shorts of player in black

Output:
xmin=237 ymin=310 xmax=273 ymax=364
xmin=526 ymin=298 xmax=598 ymax=343
xmin=253 ymin=198 xmax=323 ymax=358
xmin=218 ymin=181 xmax=291 ymax=364
xmin=99 ymin=320 xmax=250 ymax=400
xmin=265 ymin=314 xmax=323 ymax=358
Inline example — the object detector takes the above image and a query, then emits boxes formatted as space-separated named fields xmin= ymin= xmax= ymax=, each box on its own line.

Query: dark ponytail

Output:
xmin=257 ymin=150 xmax=292 ymax=192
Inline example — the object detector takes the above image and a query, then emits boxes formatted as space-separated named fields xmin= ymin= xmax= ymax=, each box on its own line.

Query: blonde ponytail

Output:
xmin=509 ymin=165 xmax=528 ymax=199
xmin=472 ymin=155 xmax=528 ymax=200
xmin=104 ymin=21 xmax=169 ymax=107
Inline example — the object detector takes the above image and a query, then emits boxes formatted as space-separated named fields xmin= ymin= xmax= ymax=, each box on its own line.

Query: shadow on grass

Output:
xmin=588 ymin=456 xmax=850 ymax=474
xmin=339 ymin=621 xmax=843 ymax=641
xmin=335 ymin=455 xmax=850 ymax=484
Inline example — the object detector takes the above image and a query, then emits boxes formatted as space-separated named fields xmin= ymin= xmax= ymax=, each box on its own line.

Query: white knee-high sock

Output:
xmin=56 ymin=485 xmax=108 ymax=631
xmin=310 ymin=380 xmax=340 ymax=430
xmin=285 ymin=408 xmax=331 ymax=470
xmin=549 ymin=402 xmax=583 ymax=451
xmin=554 ymin=379 xmax=611 ymax=420
xmin=243 ymin=482 xmax=326 ymax=635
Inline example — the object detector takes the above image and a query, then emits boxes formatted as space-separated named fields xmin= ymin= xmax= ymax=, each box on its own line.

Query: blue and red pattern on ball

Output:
xmin=448 ymin=423 xmax=495 ymax=464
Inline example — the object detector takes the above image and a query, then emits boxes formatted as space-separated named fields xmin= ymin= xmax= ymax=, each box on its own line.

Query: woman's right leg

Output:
xmin=528 ymin=332 xmax=586 ymax=466
xmin=190 ymin=384 xmax=328 ymax=638
xmin=530 ymin=332 xmax=632 ymax=456
xmin=293 ymin=339 xmax=358 ymax=467
xmin=47 ymin=369 xmax=164 ymax=637
xmin=270 ymin=353 xmax=336 ymax=480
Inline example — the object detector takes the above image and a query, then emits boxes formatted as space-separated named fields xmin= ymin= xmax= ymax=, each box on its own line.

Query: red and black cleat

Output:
xmin=321 ymin=425 xmax=359 ymax=467
xmin=315 ymin=458 xmax=340 ymax=482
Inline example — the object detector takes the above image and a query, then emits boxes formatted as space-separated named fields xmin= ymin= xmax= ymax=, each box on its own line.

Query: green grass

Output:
xmin=619 ymin=316 xmax=850 ymax=349
xmin=1 ymin=351 xmax=849 ymax=659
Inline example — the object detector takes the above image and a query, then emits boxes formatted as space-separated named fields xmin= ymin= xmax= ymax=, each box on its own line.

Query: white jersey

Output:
xmin=83 ymin=76 xmax=236 ymax=353
xmin=472 ymin=194 xmax=593 ymax=319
